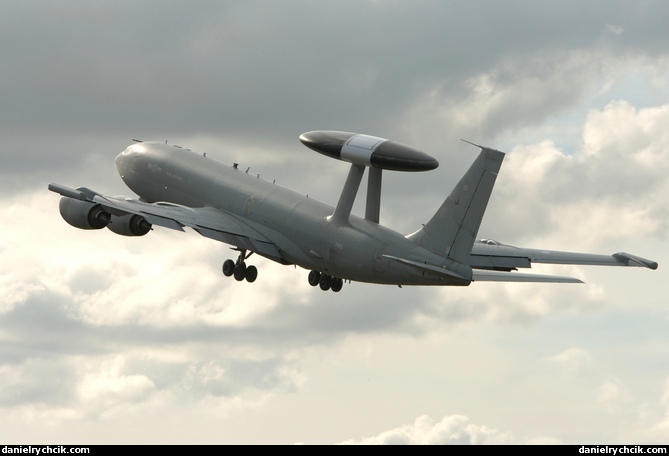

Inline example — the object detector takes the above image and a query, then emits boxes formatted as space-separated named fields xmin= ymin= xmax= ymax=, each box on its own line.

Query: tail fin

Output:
xmin=407 ymin=144 xmax=505 ymax=263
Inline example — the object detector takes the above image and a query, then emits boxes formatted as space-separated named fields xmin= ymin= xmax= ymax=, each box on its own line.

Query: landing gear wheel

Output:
xmin=245 ymin=265 xmax=258 ymax=283
xmin=308 ymin=270 xmax=321 ymax=286
xmin=222 ymin=259 xmax=235 ymax=277
xmin=319 ymin=275 xmax=331 ymax=291
xmin=233 ymin=263 xmax=246 ymax=281
xmin=331 ymin=278 xmax=343 ymax=292
xmin=223 ymin=249 xmax=259 ymax=283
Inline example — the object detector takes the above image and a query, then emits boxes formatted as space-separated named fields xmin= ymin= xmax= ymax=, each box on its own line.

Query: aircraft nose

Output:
xmin=115 ymin=150 xmax=126 ymax=176
xmin=115 ymin=144 xmax=137 ymax=177
xmin=115 ymin=142 xmax=148 ymax=177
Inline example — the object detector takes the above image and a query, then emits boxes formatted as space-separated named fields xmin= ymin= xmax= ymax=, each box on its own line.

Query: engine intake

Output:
xmin=107 ymin=214 xmax=152 ymax=236
xmin=59 ymin=197 xmax=111 ymax=230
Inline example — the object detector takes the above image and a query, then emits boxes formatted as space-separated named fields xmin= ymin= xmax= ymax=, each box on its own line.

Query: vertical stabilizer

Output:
xmin=407 ymin=146 xmax=505 ymax=263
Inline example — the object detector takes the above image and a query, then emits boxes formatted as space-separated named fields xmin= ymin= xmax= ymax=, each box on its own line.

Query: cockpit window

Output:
xmin=123 ymin=144 xmax=147 ymax=155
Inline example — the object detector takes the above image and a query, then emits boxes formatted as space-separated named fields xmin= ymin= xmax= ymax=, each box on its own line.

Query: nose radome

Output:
xmin=115 ymin=150 xmax=126 ymax=176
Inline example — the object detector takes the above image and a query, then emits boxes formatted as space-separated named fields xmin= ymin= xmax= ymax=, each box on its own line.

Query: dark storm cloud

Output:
xmin=4 ymin=0 xmax=669 ymax=202
xmin=4 ymin=0 xmax=669 ymax=140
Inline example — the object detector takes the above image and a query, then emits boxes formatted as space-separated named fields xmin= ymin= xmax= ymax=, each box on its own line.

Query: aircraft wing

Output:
xmin=48 ymin=183 xmax=284 ymax=261
xmin=469 ymin=240 xmax=658 ymax=270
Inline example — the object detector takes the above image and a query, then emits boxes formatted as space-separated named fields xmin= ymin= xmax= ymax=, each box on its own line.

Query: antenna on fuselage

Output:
xmin=330 ymin=163 xmax=365 ymax=224
xmin=298 ymin=131 xmax=439 ymax=225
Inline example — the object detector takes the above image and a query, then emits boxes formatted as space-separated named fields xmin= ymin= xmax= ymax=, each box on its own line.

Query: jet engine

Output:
xmin=107 ymin=214 xmax=152 ymax=237
xmin=58 ymin=197 xmax=111 ymax=230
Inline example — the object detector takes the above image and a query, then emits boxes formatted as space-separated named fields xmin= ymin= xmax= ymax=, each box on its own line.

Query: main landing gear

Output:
xmin=308 ymin=270 xmax=343 ymax=292
xmin=222 ymin=249 xmax=258 ymax=283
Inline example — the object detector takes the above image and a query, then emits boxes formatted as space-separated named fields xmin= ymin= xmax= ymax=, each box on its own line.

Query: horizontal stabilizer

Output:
xmin=472 ymin=269 xmax=583 ymax=283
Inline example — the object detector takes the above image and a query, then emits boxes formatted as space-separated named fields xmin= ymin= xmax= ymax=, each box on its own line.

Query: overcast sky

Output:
xmin=2 ymin=0 xmax=669 ymax=445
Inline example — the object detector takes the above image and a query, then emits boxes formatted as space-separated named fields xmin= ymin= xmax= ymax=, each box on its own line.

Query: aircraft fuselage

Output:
xmin=115 ymin=142 xmax=469 ymax=286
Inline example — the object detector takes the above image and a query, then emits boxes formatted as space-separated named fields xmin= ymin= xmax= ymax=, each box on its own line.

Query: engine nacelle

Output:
xmin=107 ymin=214 xmax=152 ymax=237
xmin=59 ymin=197 xmax=111 ymax=230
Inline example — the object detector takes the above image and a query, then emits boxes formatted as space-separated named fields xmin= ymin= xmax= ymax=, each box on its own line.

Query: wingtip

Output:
xmin=613 ymin=252 xmax=659 ymax=270
xmin=48 ymin=183 xmax=87 ymax=200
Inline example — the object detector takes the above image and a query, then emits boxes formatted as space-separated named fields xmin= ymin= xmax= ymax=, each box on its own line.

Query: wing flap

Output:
xmin=194 ymin=227 xmax=282 ymax=260
xmin=472 ymin=269 xmax=583 ymax=283
xmin=382 ymin=254 xmax=469 ymax=281
xmin=382 ymin=254 xmax=582 ymax=283
xmin=141 ymin=214 xmax=186 ymax=231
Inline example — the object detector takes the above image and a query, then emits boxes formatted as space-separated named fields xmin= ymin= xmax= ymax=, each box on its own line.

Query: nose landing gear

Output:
xmin=222 ymin=249 xmax=257 ymax=283
xmin=308 ymin=270 xmax=344 ymax=292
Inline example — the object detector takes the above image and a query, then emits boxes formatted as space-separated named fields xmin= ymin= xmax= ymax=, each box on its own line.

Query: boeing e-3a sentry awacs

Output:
xmin=49 ymin=131 xmax=658 ymax=292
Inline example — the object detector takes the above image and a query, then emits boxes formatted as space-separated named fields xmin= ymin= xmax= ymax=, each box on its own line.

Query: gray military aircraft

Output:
xmin=49 ymin=131 xmax=658 ymax=292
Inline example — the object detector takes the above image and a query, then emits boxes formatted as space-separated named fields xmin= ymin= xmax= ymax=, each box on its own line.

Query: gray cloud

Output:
xmin=4 ymin=1 xmax=669 ymax=140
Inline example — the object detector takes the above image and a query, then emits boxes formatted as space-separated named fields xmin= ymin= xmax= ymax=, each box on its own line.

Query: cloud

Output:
xmin=77 ymin=356 xmax=156 ymax=419
xmin=597 ymin=378 xmax=632 ymax=408
xmin=547 ymin=348 xmax=593 ymax=375
xmin=604 ymin=376 xmax=669 ymax=444
xmin=651 ymin=379 xmax=669 ymax=437
xmin=606 ymin=24 xmax=625 ymax=36
xmin=479 ymin=99 xmax=669 ymax=252
xmin=339 ymin=414 xmax=513 ymax=445
xmin=4 ymin=1 xmax=669 ymax=145
xmin=0 ymin=359 xmax=75 ymax=408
